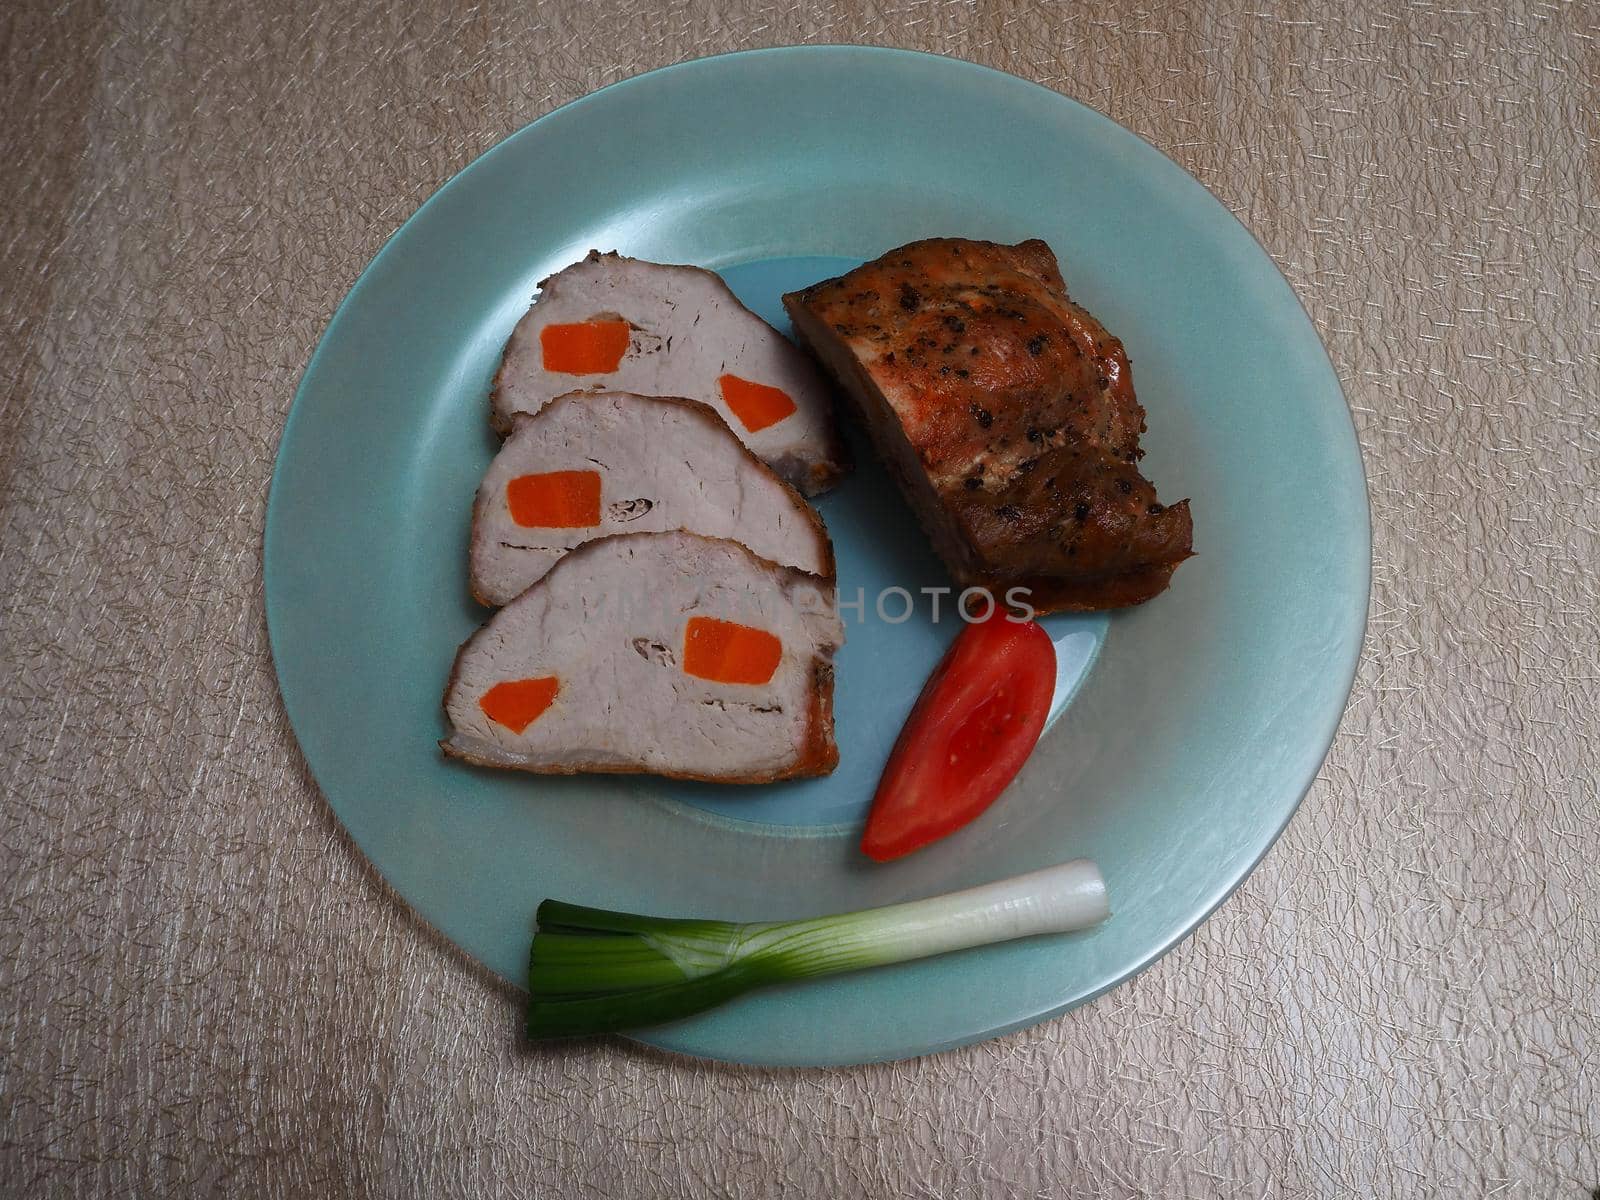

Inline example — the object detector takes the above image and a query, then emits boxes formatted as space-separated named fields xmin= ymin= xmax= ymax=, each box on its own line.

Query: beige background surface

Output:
xmin=3 ymin=0 xmax=1597 ymax=1195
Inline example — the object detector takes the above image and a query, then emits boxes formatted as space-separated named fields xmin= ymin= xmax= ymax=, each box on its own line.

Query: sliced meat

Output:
xmin=784 ymin=237 xmax=1194 ymax=612
xmin=442 ymin=531 xmax=842 ymax=782
xmin=492 ymin=251 xmax=850 ymax=495
xmin=470 ymin=392 xmax=833 ymax=607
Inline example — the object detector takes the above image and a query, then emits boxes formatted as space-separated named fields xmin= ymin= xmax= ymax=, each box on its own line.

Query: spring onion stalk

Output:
xmin=527 ymin=859 xmax=1108 ymax=1039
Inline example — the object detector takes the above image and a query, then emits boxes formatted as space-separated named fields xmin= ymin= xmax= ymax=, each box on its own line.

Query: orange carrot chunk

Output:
xmin=480 ymin=676 xmax=560 ymax=733
xmin=506 ymin=470 xmax=602 ymax=528
xmin=682 ymin=616 xmax=783 ymax=686
xmin=540 ymin=320 xmax=631 ymax=374
xmin=718 ymin=374 xmax=797 ymax=433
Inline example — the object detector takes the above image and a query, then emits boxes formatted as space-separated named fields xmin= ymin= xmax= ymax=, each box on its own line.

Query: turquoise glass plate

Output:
xmin=265 ymin=46 xmax=1369 ymax=1066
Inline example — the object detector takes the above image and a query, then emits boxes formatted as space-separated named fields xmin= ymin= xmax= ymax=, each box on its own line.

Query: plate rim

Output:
xmin=265 ymin=44 xmax=1372 ymax=1066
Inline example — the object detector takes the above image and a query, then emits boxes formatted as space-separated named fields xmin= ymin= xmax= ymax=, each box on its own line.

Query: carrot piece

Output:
xmin=718 ymin=374 xmax=797 ymax=433
xmin=540 ymin=320 xmax=632 ymax=374
xmin=480 ymin=677 xmax=560 ymax=733
xmin=682 ymin=616 xmax=783 ymax=686
xmin=506 ymin=470 xmax=602 ymax=528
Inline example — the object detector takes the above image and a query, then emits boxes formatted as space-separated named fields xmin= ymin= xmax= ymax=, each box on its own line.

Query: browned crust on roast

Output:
xmin=793 ymin=657 xmax=840 ymax=778
xmin=488 ymin=354 xmax=519 ymax=438
xmin=441 ymin=532 xmax=840 ymax=782
xmin=784 ymin=238 xmax=1193 ymax=613
xmin=1001 ymin=558 xmax=1183 ymax=613
xmin=468 ymin=391 xmax=836 ymax=608
xmin=487 ymin=252 xmax=854 ymax=496
xmin=785 ymin=450 xmax=850 ymax=498
xmin=786 ymin=301 xmax=979 ymax=585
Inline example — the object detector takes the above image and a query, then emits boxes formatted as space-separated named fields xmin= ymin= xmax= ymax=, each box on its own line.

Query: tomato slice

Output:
xmin=862 ymin=614 xmax=1056 ymax=862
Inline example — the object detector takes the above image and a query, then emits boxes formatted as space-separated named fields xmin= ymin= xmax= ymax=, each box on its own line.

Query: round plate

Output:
xmin=266 ymin=46 xmax=1369 ymax=1066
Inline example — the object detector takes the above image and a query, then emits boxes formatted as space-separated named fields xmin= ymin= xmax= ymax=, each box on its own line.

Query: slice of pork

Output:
xmin=784 ymin=238 xmax=1193 ymax=612
xmin=491 ymin=251 xmax=849 ymax=495
xmin=470 ymin=392 xmax=834 ymax=607
xmin=442 ymin=531 xmax=842 ymax=782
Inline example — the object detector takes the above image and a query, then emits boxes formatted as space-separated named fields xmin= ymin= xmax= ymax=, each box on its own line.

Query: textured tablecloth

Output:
xmin=3 ymin=0 xmax=1596 ymax=1195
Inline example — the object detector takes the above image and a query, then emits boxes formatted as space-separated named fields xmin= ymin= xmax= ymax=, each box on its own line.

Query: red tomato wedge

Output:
xmin=862 ymin=615 xmax=1056 ymax=862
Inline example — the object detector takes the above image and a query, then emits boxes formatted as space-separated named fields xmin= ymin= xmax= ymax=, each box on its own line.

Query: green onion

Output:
xmin=527 ymin=859 xmax=1108 ymax=1039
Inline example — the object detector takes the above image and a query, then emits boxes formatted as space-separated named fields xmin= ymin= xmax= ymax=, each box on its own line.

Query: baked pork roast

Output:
xmin=784 ymin=238 xmax=1193 ymax=611
xmin=470 ymin=392 xmax=833 ymax=607
xmin=442 ymin=531 xmax=842 ymax=782
xmin=492 ymin=252 xmax=849 ymax=496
